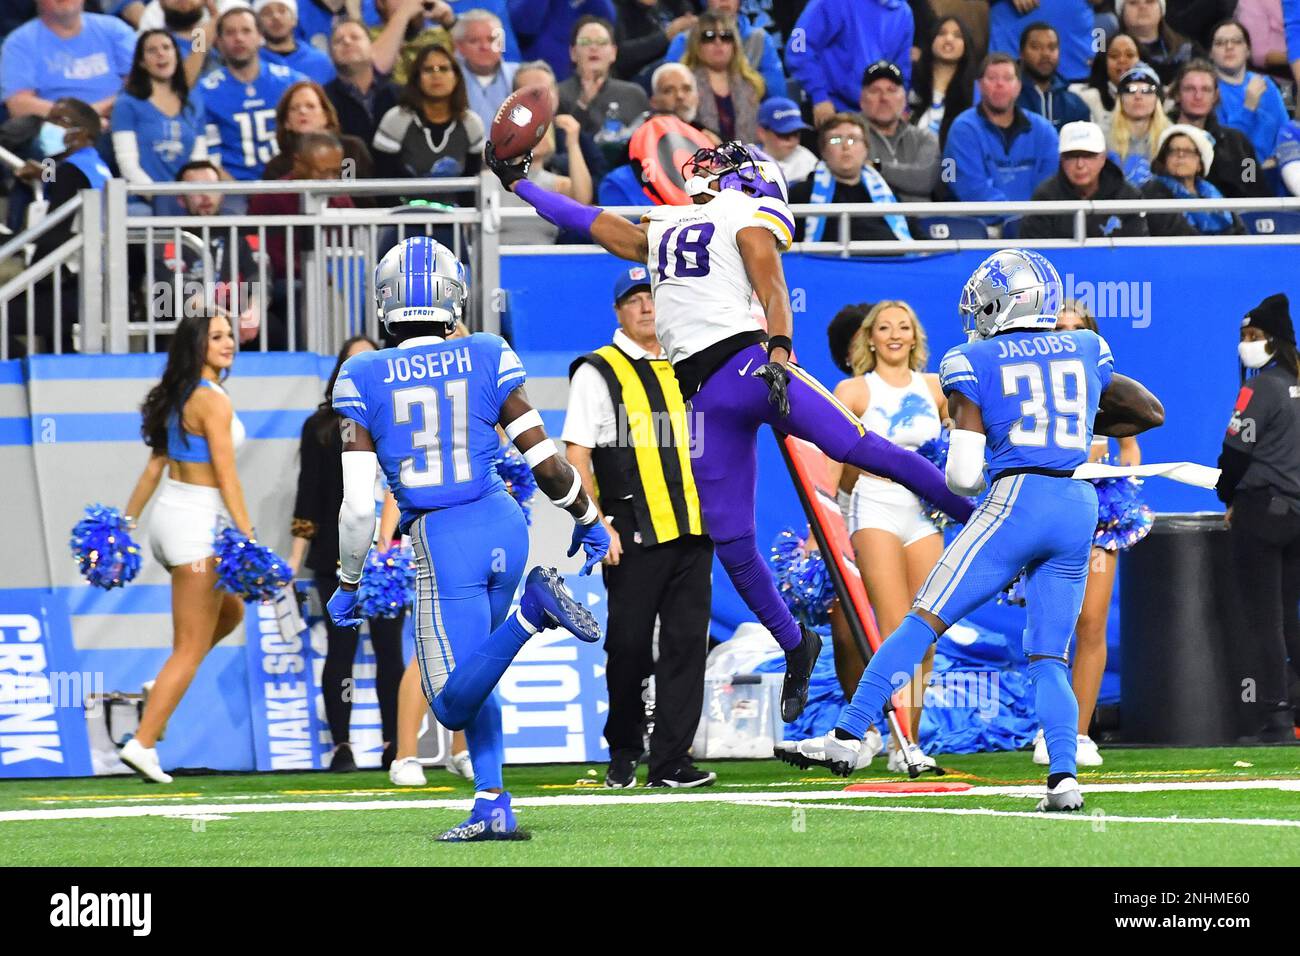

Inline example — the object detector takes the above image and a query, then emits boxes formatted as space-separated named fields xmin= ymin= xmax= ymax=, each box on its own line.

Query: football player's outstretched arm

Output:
xmin=498 ymin=385 xmax=611 ymax=574
xmin=485 ymin=143 xmax=649 ymax=263
xmin=945 ymin=392 xmax=989 ymax=497
xmin=1095 ymin=374 xmax=1165 ymax=438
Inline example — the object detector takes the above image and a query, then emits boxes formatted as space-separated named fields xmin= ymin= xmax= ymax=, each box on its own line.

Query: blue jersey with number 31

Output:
xmin=939 ymin=329 xmax=1114 ymax=474
xmin=332 ymin=333 xmax=528 ymax=530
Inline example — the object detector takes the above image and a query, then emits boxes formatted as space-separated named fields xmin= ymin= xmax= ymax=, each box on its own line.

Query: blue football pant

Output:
xmin=409 ymin=491 xmax=530 ymax=792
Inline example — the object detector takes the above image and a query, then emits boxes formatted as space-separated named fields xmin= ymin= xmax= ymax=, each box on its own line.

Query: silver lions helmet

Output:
xmin=374 ymin=236 xmax=467 ymax=333
xmin=958 ymin=249 xmax=1063 ymax=340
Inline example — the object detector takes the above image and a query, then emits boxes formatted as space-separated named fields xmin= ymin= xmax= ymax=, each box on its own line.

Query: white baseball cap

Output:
xmin=253 ymin=0 xmax=297 ymax=15
xmin=1058 ymin=121 xmax=1105 ymax=155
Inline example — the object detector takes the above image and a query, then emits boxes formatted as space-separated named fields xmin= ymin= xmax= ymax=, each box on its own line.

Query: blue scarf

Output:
xmin=1154 ymin=175 xmax=1235 ymax=235
xmin=804 ymin=161 xmax=911 ymax=243
xmin=65 ymin=146 xmax=111 ymax=191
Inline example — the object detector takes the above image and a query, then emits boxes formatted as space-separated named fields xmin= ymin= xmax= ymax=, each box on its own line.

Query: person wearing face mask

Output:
xmin=1216 ymin=293 xmax=1300 ymax=745
xmin=10 ymin=98 xmax=110 ymax=355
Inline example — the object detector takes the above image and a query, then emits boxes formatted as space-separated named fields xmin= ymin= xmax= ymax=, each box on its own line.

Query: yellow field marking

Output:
xmin=24 ymin=793 xmax=205 ymax=803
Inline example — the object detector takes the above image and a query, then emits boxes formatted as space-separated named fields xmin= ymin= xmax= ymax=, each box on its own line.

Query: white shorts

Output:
xmin=847 ymin=475 xmax=941 ymax=547
xmin=148 ymin=478 xmax=231 ymax=568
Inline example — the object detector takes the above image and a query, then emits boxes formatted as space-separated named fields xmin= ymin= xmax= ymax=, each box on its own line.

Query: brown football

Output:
xmin=489 ymin=84 xmax=553 ymax=160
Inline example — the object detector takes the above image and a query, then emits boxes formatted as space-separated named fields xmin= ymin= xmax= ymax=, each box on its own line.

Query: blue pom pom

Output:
xmin=69 ymin=504 xmax=142 ymax=590
xmin=915 ymin=431 xmax=971 ymax=530
xmin=358 ymin=547 xmax=416 ymax=619
xmin=494 ymin=446 xmax=538 ymax=525
xmin=996 ymin=571 xmax=1027 ymax=607
xmin=213 ymin=528 xmax=292 ymax=603
xmin=1088 ymin=461 xmax=1154 ymax=552
xmin=768 ymin=528 xmax=835 ymax=627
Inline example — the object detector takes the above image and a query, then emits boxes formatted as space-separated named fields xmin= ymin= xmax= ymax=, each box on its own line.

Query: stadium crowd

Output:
xmin=2 ymin=0 xmax=1300 ymax=351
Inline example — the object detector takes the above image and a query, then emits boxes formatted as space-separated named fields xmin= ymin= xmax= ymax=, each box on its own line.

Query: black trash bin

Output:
xmin=1119 ymin=513 xmax=1243 ymax=745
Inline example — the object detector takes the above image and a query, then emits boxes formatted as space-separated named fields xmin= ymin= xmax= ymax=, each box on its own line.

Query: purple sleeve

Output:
xmin=862 ymin=432 xmax=976 ymax=524
xmin=514 ymin=179 xmax=601 ymax=238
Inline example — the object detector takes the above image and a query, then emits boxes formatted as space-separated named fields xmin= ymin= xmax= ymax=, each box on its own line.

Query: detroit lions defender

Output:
xmin=776 ymin=250 xmax=1165 ymax=811
xmin=326 ymin=237 xmax=610 ymax=841
xmin=487 ymin=140 xmax=975 ymax=725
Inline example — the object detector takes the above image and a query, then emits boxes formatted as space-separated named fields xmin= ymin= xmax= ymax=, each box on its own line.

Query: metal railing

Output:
xmin=0 ymin=194 xmax=90 ymax=359
xmin=5 ymin=173 xmax=1300 ymax=357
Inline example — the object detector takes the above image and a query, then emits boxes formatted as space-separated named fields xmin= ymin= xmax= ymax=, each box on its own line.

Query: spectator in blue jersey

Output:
xmin=199 ymin=7 xmax=304 ymax=188
xmin=664 ymin=0 xmax=787 ymax=101
xmin=453 ymin=8 xmax=518 ymax=130
xmin=1105 ymin=62 xmax=1170 ymax=185
xmin=510 ymin=0 xmax=617 ymax=81
xmin=1210 ymin=18 xmax=1288 ymax=160
xmin=942 ymin=53 xmax=1059 ymax=209
xmin=1 ymin=0 xmax=137 ymax=121
xmin=10 ymin=99 xmax=109 ymax=354
xmin=371 ymin=0 xmax=455 ymax=86
xmin=1118 ymin=0 xmax=1201 ymax=85
xmin=257 ymin=0 xmax=337 ymax=84
xmin=1017 ymin=21 xmax=1091 ymax=132
xmin=785 ymin=0 xmax=913 ymax=129
xmin=989 ymin=0 xmax=1094 ymax=82
xmin=296 ymin=0 xmax=381 ymax=51
xmin=612 ymin=0 xmax=697 ymax=84
xmin=324 ymin=18 xmax=401 ymax=144
xmin=372 ymin=43 xmax=484 ymax=188
xmin=111 ymin=30 xmax=209 ymax=213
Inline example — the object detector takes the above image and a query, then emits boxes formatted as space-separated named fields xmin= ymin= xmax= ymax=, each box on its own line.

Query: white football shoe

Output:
xmin=863 ymin=727 xmax=885 ymax=757
xmin=774 ymin=734 xmax=861 ymax=777
xmin=1032 ymin=728 xmax=1048 ymax=765
xmin=1037 ymin=776 xmax=1084 ymax=812
xmin=886 ymin=742 xmax=937 ymax=774
xmin=1076 ymin=734 xmax=1103 ymax=766
xmin=446 ymin=749 xmax=474 ymax=780
xmin=388 ymin=756 xmax=427 ymax=787
xmin=119 ymin=738 xmax=173 ymax=784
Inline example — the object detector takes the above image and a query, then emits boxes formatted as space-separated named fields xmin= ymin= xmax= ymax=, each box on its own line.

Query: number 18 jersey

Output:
xmin=939 ymin=329 xmax=1114 ymax=475
xmin=332 ymin=334 xmax=528 ymax=531
xmin=642 ymin=190 xmax=795 ymax=366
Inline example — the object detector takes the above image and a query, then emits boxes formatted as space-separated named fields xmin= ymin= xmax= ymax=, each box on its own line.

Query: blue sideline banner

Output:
xmin=0 ymin=592 xmax=94 ymax=778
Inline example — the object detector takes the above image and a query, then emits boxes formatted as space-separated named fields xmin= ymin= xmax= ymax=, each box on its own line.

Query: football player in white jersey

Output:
xmin=487 ymin=140 xmax=974 ymax=723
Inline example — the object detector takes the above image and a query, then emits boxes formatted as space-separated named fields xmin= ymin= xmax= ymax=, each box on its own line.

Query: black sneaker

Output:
xmin=1259 ymin=709 xmax=1299 ymax=744
xmin=604 ymin=752 xmax=640 ymax=788
xmin=646 ymin=762 xmax=717 ymax=788
xmin=781 ymin=625 xmax=823 ymax=723
xmin=329 ymin=742 xmax=358 ymax=772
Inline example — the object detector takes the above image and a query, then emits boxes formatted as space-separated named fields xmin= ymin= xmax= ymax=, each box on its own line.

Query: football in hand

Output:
xmin=489 ymin=85 xmax=553 ymax=160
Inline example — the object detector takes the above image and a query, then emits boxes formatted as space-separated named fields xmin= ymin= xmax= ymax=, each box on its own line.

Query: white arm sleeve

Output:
xmin=111 ymin=129 xmax=152 ymax=185
xmin=338 ymin=450 xmax=379 ymax=585
xmin=946 ymin=429 xmax=987 ymax=497
xmin=1283 ymin=161 xmax=1300 ymax=198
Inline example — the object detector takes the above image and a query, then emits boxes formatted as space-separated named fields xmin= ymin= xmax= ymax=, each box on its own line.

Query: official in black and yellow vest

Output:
xmin=562 ymin=266 xmax=716 ymax=790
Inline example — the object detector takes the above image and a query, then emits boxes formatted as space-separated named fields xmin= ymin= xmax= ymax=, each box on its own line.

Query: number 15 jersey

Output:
xmin=939 ymin=329 xmax=1114 ymax=475
xmin=642 ymin=190 xmax=795 ymax=366
xmin=332 ymin=334 xmax=528 ymax=531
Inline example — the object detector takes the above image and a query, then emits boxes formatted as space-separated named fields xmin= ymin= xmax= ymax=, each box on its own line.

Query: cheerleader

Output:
xmin=831 ymin=301 xmax=946 ymax=772
xmin=289 ymin=335 xmax=407 ymax=773
xmin=119 ymin=313 xmax=253 ymax=783
xmin=1033 ymin=301 xmax=1142 ymax=767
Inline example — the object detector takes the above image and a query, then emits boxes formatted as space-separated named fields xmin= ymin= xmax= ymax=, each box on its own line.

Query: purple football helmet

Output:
xmin=681 ymin=141 xmax=790 ymax=203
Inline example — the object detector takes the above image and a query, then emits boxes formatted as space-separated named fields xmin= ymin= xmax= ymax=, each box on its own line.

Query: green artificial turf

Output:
xmin=4 ymin=747 xmax=1298 ymax=866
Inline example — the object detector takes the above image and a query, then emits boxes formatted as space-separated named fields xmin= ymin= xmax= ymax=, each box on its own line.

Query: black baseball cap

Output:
xmin=862 ymin=60 xmax=904 ymax=88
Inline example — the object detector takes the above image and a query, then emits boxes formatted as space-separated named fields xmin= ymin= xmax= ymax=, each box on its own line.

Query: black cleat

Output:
xmin=646 ymin=762 xmax=717 ymax=788
xmin=781 ymin=625 xmax=822 ymax=723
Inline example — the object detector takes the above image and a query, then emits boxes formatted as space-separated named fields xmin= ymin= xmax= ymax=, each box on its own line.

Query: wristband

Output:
xmin=578 ymin=499 xmax=599 ymax=525
xmin=767 ymin=335 xmax=792 ymax=357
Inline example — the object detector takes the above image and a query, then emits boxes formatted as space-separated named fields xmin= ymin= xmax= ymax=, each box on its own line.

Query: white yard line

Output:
xmin=738 ymin=799 xmax=1300 ymax=829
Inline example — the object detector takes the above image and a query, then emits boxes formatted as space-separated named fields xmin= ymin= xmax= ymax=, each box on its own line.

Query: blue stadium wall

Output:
xmin=0 ymin=246 xmax=1278 ymax=776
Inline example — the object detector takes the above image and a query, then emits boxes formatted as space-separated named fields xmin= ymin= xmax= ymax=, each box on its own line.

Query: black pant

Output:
xmin=1228 ymin=490 xmax=1300 ymax=730
xmin=601 ymin=511 xmax=713 ymax=777
xmin=315 ymin=573 xmax=406 ymax=747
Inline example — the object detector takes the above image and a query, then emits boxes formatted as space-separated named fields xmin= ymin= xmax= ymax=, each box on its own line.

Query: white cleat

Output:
xmin=1075 ymin=734 xmax=1103 ymax=766
xmin=1032 ymin=728 xmax=1049 ymax=765
xmin=446 ymin=749 xmax=474 ymax=780
xmin=774 ymin=734 xmax=862 ymax=778
xmin=886 ymin=742 xmax=937 ymax=774
xmin=863 ymin=728 xmax=885 ymax=758
xmin=119 ymin=738 xmax=173 ymax=784
xmin=388 ymin=756 xmax=428 ymax=787
xmin=1037 ymin=776 xmax=1084 ymax=812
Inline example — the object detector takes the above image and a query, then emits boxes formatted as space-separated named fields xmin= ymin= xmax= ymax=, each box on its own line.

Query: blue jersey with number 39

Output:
xmin=939 ymin=329 xmax=1114 ymax=474
xmin=332 ymin=333 xmax=528 ymax=530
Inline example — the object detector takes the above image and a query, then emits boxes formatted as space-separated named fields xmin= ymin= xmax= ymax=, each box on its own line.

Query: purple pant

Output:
xmin=689 ymin=345 xmax=973 ymax=651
